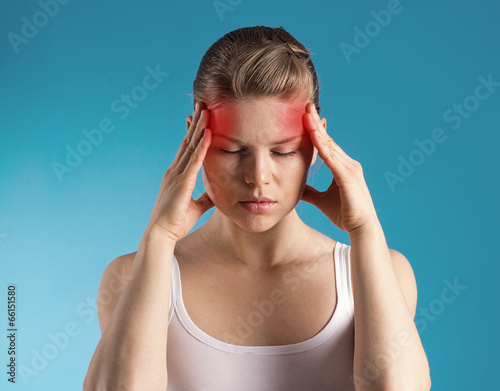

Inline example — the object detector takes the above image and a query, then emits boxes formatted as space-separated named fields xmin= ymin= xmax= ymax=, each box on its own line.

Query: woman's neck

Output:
xmin=198 ymin=208 xmax=312 ymax=271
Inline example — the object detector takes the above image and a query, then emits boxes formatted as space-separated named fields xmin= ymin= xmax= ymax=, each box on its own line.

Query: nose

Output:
xmin=243 ymin=151 xmax=272 ymax=187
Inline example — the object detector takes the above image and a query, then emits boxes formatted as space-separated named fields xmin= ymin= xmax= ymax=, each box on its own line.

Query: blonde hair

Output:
xmin=191 ymin=25 xmax=322 ymax=115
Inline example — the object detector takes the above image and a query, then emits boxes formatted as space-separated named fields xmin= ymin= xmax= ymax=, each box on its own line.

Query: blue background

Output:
xmin=1 ymin=0 xmax=499 ymax=389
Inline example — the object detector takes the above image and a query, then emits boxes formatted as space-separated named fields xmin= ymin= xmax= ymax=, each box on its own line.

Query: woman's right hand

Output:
xmin=145 ymin=102 xmax=214 ymax=243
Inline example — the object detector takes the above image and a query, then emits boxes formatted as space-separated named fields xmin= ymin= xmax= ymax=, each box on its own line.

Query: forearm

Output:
xmin=349 ymin=222 xmax=430 ymax=391
xmin=84 ymin=227 xmax=175 ymax=391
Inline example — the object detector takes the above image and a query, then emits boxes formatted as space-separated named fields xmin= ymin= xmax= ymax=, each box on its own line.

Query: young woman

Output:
xmin=84 ymin=26 xmax=431 ymax=390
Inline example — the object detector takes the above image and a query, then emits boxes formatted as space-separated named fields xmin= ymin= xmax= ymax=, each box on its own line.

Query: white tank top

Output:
xmin=166 ymin=241 xmax=355 ymax=390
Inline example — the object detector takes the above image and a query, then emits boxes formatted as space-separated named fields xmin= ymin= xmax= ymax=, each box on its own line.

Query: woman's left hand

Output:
xmin=300 ymin=103 xmax=380 ymax=236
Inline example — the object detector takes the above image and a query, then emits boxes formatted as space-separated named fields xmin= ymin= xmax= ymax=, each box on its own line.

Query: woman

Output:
xmin=84 ymin=26 xmax=431 ymax=390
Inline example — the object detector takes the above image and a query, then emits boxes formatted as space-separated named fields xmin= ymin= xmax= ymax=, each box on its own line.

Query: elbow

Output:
xmin=82 ymin=372 xmax=94 ymax=391
xmin=394 ymin=372 xmax=432 ymax=391
xmin=82 ymin=372 xmax=121 ymax=391
xmin=420 ymin=374 xmax=432 ymax=391
xmin=82 ymin=374 xmax=93 ymax=391
xmin=376 ymin=379 xmax=431 ymax=391
xmin=83 ymin=373 xmax=107 ymax=391
xmin=416 ymin=357 xmax=432 ymax=391
xmin=358 ymin=369 xmax=431 ymax=391
xmin=387 ymin=374 xmax=431 ymax=391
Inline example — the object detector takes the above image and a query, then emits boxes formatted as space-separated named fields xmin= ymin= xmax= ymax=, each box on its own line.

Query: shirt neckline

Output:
xmin=172 ymin=241 xmax=348 ymax=355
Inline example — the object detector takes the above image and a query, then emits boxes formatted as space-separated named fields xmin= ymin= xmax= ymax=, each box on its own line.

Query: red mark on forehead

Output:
xmin=208 ymin=98 xmax=307 ymax=145
xmin=207 ymin=105 xmax=237 ymax=137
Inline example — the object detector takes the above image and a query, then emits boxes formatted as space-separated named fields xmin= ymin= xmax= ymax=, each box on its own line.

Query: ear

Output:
xmin=310 ymin=147 xmax=318 ymax=167
xmin=320 ymin=117 xmax=327 ymax=131
xmin=186 ymin=115 xmax=192 ymax=133
xmin=310 ymin=117 xmax=326 ymax=167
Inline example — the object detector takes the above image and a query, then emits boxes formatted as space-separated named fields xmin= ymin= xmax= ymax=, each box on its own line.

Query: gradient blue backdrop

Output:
xmin=1 ymin=0 xmax=499 ymax=389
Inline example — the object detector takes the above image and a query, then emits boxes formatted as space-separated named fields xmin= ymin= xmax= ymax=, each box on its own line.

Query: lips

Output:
xmin=239 ymin=196 xmax=276 ymax=203
xmin=239 ymin=198 xmax=276 ymax=213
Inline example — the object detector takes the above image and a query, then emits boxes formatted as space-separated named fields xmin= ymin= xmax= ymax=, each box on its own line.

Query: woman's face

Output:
xmin=195 ymin=97 xmax=322 ymax=232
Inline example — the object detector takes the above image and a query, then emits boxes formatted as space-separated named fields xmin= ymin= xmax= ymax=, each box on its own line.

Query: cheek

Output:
xmin=202 ymin=153 xmax=233 ymax=199
xmin=273 ymin=156 xmax=310 ymax=190
xmin=287 ymin=151 xmax=313 ymax=185
xmin=291 ymin=149 xmax=313 ymax=171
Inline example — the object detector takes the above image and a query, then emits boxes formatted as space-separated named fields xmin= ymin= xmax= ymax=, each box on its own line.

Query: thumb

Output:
xmin=195 ymin=192 xmax=215 ymax=214
xmin=301 ymin=184 xmax=322 ymax=207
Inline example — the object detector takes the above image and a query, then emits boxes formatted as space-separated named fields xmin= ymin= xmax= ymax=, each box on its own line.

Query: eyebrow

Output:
xmin=213 ymin=134 xmax=303 ymax=145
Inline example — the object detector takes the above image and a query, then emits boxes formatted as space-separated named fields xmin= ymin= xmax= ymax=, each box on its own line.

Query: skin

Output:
xmin=182 ymin=97 xmax=431 ymax=389
xmin=185 ymin=96 xmax=326 ymax=269
xmin=85 ymin=94 xmax=430 ymax=390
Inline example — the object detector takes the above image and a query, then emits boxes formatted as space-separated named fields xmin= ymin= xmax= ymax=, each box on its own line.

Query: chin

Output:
xmin=215 ymin=202 xmax=293 ymax=234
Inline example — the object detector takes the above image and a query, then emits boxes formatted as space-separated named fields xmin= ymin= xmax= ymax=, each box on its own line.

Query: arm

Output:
xmin=349 ymin=223 xmax=431 ymax=390
xmin=83 ymin=227 xmax=175 ymax=391
xmin=300 ymin=103 xmax=431 ymax=390
xmin=83 ymin=101 xmax=214 ymax=390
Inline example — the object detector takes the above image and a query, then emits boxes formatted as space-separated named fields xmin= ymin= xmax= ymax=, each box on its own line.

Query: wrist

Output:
xmin=348 ymin=219 xmax=383 ymax=240
xmin=143 ymin=224 xmax=178 ymax=250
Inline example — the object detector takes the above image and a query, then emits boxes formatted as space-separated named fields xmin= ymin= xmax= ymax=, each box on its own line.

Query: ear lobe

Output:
xmin=310 ymin=147 xmax=318 ymax=167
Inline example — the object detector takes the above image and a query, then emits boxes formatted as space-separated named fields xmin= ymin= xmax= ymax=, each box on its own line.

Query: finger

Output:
xmin=171 ymin=102 xmax=205 ymax=168
xmin=190 ymin=108 xmax=210 ymax=149
xmin=182 ymin=127 xmax=212 ymax=184
xmin=186 ymin=102 xmax=205 ymax=139
xmin=306 ymin=121 xmax=347 ymax=175
xmin=306 ymin=104 xmax=352 ymax=163
xmin=304 ymin=105 xmax=356 ymax=181
xmin=176 ymin=109 xmax=210 ymax=173
xmin=306 ymin=115 xmax=371 ymax=203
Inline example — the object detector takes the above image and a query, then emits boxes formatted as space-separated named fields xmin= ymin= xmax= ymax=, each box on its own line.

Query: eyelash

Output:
xmin=219 ymin=149 xmax=296 ymax=158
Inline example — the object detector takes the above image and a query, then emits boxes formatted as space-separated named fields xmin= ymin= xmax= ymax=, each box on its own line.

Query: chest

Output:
xmin=176 ymin=256 xmax=338 ymax=346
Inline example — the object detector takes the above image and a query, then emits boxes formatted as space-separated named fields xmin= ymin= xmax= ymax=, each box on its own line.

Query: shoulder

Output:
xmin=303 ymin=226 xmax=339 ymax=256
xmin=97 ymin=252 xmax=137 ymax=334
xmin=99 ymin=252 xmax=137 ymax=291
xmin=102 ymin=251 xmax=137 ymax=276
xmin=388 ymin=248 xmax=418 ymax=319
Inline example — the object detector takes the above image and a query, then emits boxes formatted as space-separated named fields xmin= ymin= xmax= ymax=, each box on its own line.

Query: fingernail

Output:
xmin=195 ymin=102 xmax=199 ymax=112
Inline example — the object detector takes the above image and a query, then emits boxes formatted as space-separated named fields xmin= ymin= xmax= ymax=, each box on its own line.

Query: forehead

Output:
xmin=208 ymin=97 xmax=307 ymax=141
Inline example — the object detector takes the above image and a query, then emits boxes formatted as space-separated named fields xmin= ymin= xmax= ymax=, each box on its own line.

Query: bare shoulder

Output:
xmin=303 ymin=226 xmax=338 ymax=257
xmin=97 ymin=251 xmax=137 ymax=335
xmin=388 ymin=248 xmax=418 ymax=319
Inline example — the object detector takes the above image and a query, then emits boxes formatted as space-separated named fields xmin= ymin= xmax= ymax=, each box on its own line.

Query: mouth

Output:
xmin=238 ymin=200 xmax=276 ymax=213
xmin=239 ymin=196 xmax=276 ymax=203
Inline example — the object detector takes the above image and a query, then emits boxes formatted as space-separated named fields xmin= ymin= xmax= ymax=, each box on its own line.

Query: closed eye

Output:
xmin=273 ymin=151 xmax=296 ymax=157
xmin=218 ymin=149 xmax=241 ymax=155
xmin=218 ymin=149 xmax=296 ymax=158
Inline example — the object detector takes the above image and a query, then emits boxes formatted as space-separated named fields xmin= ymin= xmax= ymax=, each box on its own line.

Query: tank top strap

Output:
xmin=334 ymin=242 xmax=354 ymax=320
xmin=168 ymin=255 xmax=179 ymax=324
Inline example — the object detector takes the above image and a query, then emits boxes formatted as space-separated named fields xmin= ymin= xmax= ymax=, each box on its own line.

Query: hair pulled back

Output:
xmin=191 ymin=25 xmax=321 ymax=115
